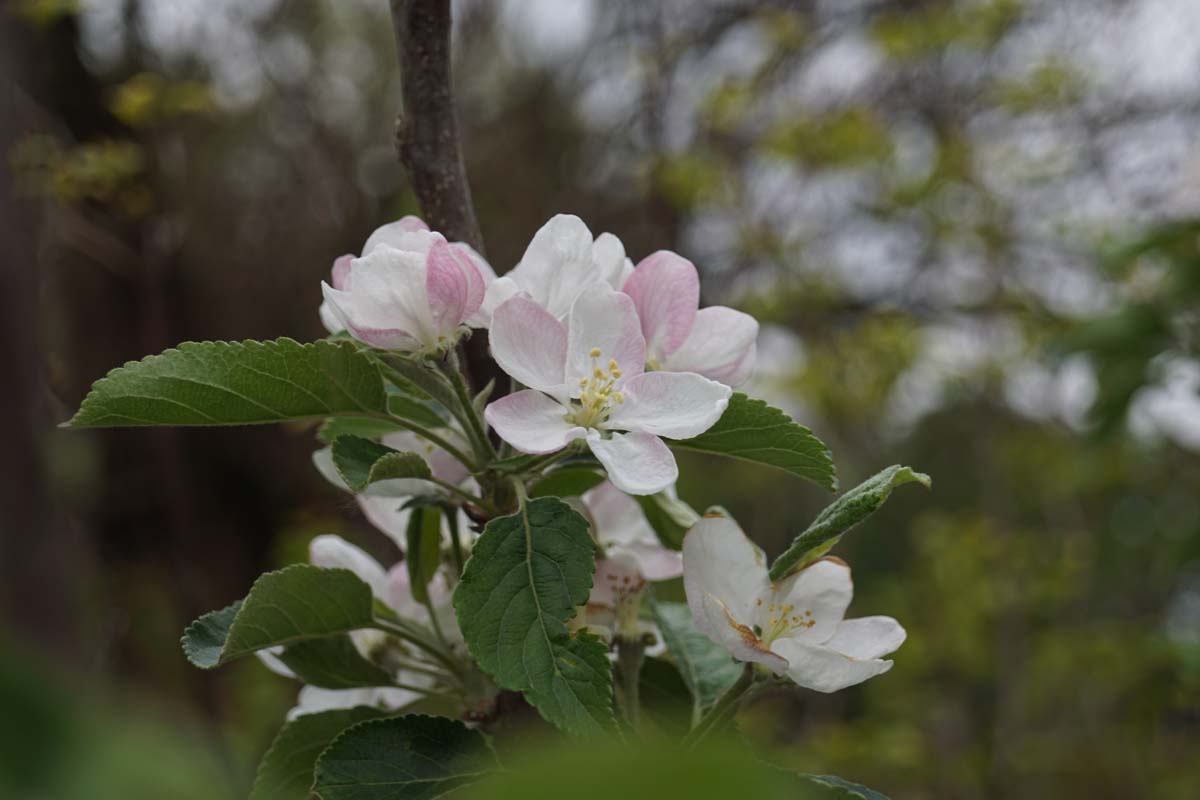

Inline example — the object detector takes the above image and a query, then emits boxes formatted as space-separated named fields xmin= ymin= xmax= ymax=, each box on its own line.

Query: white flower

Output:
xmin=311 ymin=430 xmax=473 ymax=554
xmin=479 ymin=214 xmax=631 ymax=323
xmin=258 ymin=534 xmax=459 ymax=718
xmin=319 ymin=215 xmax=495 ymax=352
xmin=484 ymin=284 xmax=731 ymax=495
xmin=622 ymin=250 xmax=758 ymax=386
xmin=583 ymin=480 xmax=682 ymax=583
xmin=682 ymin=515 xmax=906 ymax=693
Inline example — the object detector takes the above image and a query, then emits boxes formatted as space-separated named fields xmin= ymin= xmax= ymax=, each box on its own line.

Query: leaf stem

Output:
xmin=616 ymin=636 xmax=645 ymax=734
xmin=443 ymin=349 xmax=496 ymax=463
xmin=445 ymin=509 xmax=466 ymax=576
xmin=373 ymin=616 xmax=462 ymax=678
xmin=427 ymin=477 xmax=497 ymax=515
xmin=682 ymin=663 xmax=757 ymax=747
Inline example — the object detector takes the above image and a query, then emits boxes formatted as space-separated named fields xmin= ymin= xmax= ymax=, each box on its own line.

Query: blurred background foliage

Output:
xmin=2 ymin=0 xmax=1199 ymax=797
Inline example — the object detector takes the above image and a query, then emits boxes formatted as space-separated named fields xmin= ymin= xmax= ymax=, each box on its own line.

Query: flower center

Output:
xmin=569 ymin=347 xmax=626 ymax=428
xmin=756 ymin=597 xmax=816 ymax=645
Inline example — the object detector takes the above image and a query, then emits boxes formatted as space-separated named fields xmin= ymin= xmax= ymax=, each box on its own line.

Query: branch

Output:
xmin=388 ymin=0 xmax=484 ymax=253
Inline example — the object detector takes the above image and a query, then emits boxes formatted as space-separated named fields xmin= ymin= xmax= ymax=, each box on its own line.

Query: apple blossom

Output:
xmin=319 ymin=215 xmax=494 ymax=352
xmin=259 ymin=534 xmax=459 ymax=718
xmin=479 ymin=213 xmax=631 ymax=322
xmin=623 ymin=250 xmax=759 ymax=387
xmin=484 ymin=284 xmax=732 ymax=495
xmin=682 ymin=515 xmax=905 ymax=693
xmin=583 ymin=480 xmax=682 ymax=582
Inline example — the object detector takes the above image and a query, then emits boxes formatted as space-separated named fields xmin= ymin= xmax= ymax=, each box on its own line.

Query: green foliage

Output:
xmin=529 ymin=466 xmax=606 ymax=499
xmin=330 ymin=434 xmax=431 ymax=492
xmin=763 ymin=108 xmax=892 ymax=167
xmin=651 ymin=601 xmax=741 ymax=719
xmin=275 ymin=636 xmax=395 ymax=690
xmin=671 ymin=393 xmax=837 ymax=491
xmin=387 ymin=393 xmax=449 ymax=430
xmin=452 ymin=498 xmax=615 ymax=737
xmin=769 ymin=466 xmax=930 ymax=581
xmin=317 ymin=417 xmax=405 ymax=445
xmin=405 ymin=506 xmax=443 ymax=606
xmin=250 ymin=707 xmax=389 ymax=800
xmin=636 ymin=491 xmax=700 ymax=551
xmin=181 ymin=566 xmax=380 ymax=669
xmin=66 ymin=339 xmax=387 ymax=428
xmin=311 ymin=715 xmax=494 ymax=800
xmin=798 ymin=774 xmax=889 ymax=800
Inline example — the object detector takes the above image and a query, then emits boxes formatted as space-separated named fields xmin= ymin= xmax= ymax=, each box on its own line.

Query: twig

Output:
xmin=388 ymin=0 xmax=483 ymax=252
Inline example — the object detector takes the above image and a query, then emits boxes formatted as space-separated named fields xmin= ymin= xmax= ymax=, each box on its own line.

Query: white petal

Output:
xmin=758 ymin=559 xmax=854 ymax=644
xmin=769 ymin=637 xmax=894 ymax=693
xmin=824 ymin=616 xmax=906 ymax=661
xmin=663 ymin=306 xmax=759 ymax=387
xmin=682 ymin=515 xmax=770 ymax=629
xmin=485 ymin=390 xmax=585 ymax=454
xmin=478 ymin=276 xmax=521 ymax=327
xmin=460 ymin=244 xmax=498 ymax=327
xmin=357 ymin=495 xmax=411 ymax=552
xmin=592 ymin=232 xmax=630 ymax=289
xmin=488 ymin=295 xmax=568 ymax=394
xmin=318 ymin=301 xmax=344 ymax=335
xmin=256 ymin=648 xmax=296 ymax=679
xmin=321 ymin=281 xmax=419 ymax=351
xmin=604 ymin=371 xmax=731 ymax=439
xmin=564 ymin=285 xmax=646 ymax=391
xmin=381 ymin=430 xmax=471 ymax=487
xmin=587 ymin=430 xmax=676 ymax=495
xmin=588 ymin=552 xmax=645 ymax=610
xmin=361 ymin=216 xmax=434 ymax=255
xmin=309 ymin=534 xmax=389 ymax=600
xmin=621 ymin=250 xmax=699 ymax=361
xmin=510 ymin=214 xmax=598 ymax=318
xmin=288 ymin=686 xmax=376 ymax=719
xmin=312 ymin=447 xmax=350 ymax=492
xmin=696 ymin=592 xmax=788 ymax=673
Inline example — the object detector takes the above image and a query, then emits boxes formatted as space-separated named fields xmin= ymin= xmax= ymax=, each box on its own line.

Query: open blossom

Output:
xmin=623 ymin=250 xmax=758 ymax=386
xmin=484 ymin=284 xmax=731 ymax=495
xmin=683 ymin=515 xmax=905 ymax=693
xmin=312 ymin=430 xmax=473 ymax=553
xmin=583 ymin=480 xmax=682 ymax=584
xmin=259 ymin=534 xmax=459 ymax=718
xmin=480 ymin=214 xmax=631 ymax=323
xmin=320 ymin=215 xmax=493 ymax=353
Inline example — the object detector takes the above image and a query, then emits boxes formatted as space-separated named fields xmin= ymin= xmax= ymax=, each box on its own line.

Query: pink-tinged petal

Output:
xmin=426 ymin=239 xmax=486 ymax=333
xmin=309 ymin=534 xmax=389 ymax=599
xmin=663 ymin=306 xmax=759 ymax=386
xmin=584 ymin=480 xmax=656 ymax=549
xmin=619 ymin=540 xmax=683 ymax=581
xmin=565 ymin=285 xmax=646 ymax=391
xmin=682 ymin=515 xmax=770 ymax=627
xmin=769 ymin=637 xmax=894 ymax=693
xmin=485 ymin=390 xmax=584 ymax=454
xmin=458 ymin=244 xmax=497 ymax=328
xmin=381 ymin=430 xmax=471 ymax=487
xmin=824 ymin=616 xmax=906 ymax=661
xmin=586 ymin=430 xmax=676 ymax=495
xmin=321 ymin=246 xmax=433 ymax=350
xmin=362 ymin=216 xmax=434 ymax=255
xmin=622 ymin=250 xmax=700 ymax=360
xmin=605 ymin=371 xmax=731 ymax=439
xmin=357 ymin=495 xmax=410 ymax=553
xmin=489 ymin=295 xmax=568 ymax=394
xmin=588 ymin=553 xmax=645 ymax=610
xmin=331 ymin=254 xmax=355 ymax=290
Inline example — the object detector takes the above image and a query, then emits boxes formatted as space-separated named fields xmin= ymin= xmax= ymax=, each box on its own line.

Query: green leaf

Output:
xmin=330 ymin=435 xmax=430 ymax=493
xmin=769 ymin=465 xmax=931 ymax=581
xmin=387 ymin=393 xmax=447 ymax=430
xmin=651 ymin=601 xmax=741 ymax=718
xmin=452 ymin=497 xmax=616 ymax=737
xmin=670 ymin=393 xmax=837 ymax=491
xmin=276 ymin=635 xmax=395 ymax=689
xmin=798 ymin=774 xmax=890 ymax=800
xmin=66 ymin=338 xmax=386 ymax=428
xmin=530 ymin=466 xmax=605 ymax=499
xmin=251 ymin=706 xmax=390 ymax=800
xmin=317 ymin=417 xmax=404 ymax=445
xmin=378 ymin=356 xmax=460 ymax=412
xmin=181 ymin=565 xmax=382 ymax=668
xmin=636 ymin=492 xmax=700 ymax=551
xmin=311 ymin=715 xmax=494 ymax=800
xmin=635 ymin=657 xmax=694 ymax=736
xmin=405 ymin=506 xmax=442 ymax=606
